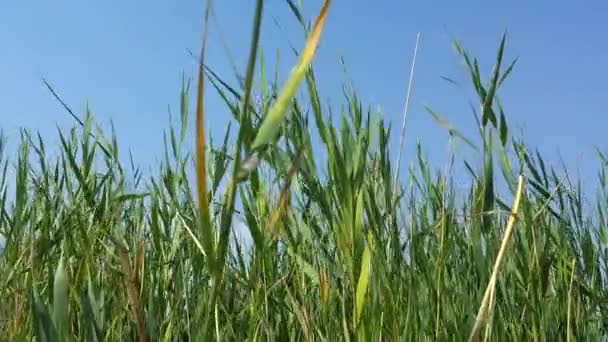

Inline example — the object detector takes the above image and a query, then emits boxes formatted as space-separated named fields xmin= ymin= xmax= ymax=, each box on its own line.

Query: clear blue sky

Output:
xmin=2 ymin=1 xmax=608 ymax=197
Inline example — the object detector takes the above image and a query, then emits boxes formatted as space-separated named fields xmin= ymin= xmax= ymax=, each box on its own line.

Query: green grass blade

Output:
xmin=425 ymin=106 xmax=479 ymax=152
xmin=31 ymin=290 xmax=58 ymax=342
xmin=355 ymin=231 xmax=373 ymax=330
xmin=481 ymin=32 xmax=507 ymax=128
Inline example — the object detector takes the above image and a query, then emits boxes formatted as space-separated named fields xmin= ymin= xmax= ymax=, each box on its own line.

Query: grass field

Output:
xmin=2 ymin=0 xmax=608 ymax=340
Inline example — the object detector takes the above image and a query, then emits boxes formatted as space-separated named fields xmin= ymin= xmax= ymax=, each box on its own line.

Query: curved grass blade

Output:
xmin=425 ymin=106 xmax=479 ymax=152
xmin=243 ymin=0 xmax=332 ymax=175
xmin=215 ymin=0 xmax=264 ymax=284
xmin=481 ymin=32 xmax=507 ymax=128
xmin=202 ymin=0 xmax=265 ymax=338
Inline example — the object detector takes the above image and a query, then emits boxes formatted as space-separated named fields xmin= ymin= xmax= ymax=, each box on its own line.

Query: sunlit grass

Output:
xmin=1 ymin=1 xmax=608 ymax=340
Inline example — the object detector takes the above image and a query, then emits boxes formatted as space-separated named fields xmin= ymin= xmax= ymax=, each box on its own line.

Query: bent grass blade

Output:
xmin=238 ymin=0 xmax=332 ymax=179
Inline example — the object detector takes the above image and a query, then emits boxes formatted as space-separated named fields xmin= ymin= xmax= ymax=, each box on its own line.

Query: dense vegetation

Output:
xmin=2 ymin=1 xmax=608 ymax=340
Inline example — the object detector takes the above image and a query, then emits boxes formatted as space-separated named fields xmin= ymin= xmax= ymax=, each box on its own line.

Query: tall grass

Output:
xmin=2 ymin=1 xmax=608 ymax=340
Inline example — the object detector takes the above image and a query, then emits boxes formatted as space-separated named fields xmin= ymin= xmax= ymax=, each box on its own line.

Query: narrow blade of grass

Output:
xmin=194 ymin=0 xmax=215 ymax=272
xmin=241 ymin=0 xmax=332 ymax=177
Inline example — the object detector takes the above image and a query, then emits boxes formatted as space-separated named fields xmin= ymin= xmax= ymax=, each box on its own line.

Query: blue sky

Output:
xmin=2 ymin=1 xmax=608 ymax=198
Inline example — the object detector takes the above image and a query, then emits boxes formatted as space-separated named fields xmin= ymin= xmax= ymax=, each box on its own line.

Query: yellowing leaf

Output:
xmin=250 ymin=0 xmax=332 ymax=151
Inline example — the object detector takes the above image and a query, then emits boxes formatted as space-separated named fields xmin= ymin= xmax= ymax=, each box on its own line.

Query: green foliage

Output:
xmin=1 ymin=1 xmax=608 ymax=340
